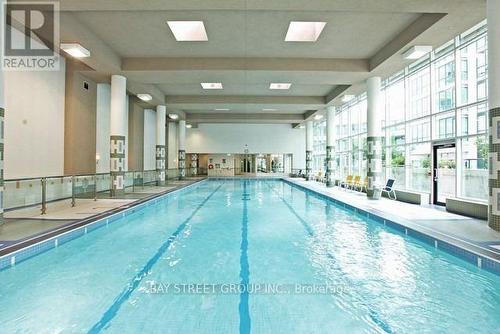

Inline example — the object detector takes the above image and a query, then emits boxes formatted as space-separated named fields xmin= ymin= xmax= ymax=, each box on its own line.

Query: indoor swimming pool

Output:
xmin=0 ymin=179 xmax=499 ymax=333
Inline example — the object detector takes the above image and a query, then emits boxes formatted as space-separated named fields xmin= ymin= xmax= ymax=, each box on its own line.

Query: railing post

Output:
xmin=93 ymin=174 xmax=97 ymax=201
xmin=142 ymin=170 xmax=145 ymax=189
xmin=41 ymin=178 xmax=47 ymax=215
xmin=132 ymin=172 xmax=135 ymax=193
xmin=71 ymin=175 xmax=76 ymax=207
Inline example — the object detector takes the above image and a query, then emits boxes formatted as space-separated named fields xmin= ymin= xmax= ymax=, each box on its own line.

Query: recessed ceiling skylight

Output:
xmin=285 ymin=21 xmax=327 ymax=42
xmin=60 ymin=43 xmax=90 ymax=58
xmin=269 ymin=83 xmax=291 ymax=90
xmin=167 ymin=21 xmax=208 ymax=41
xmin=137 ymin=94 xmax=152 ymax=101
xmin=201 ymin=82 xmax=223 ymax=89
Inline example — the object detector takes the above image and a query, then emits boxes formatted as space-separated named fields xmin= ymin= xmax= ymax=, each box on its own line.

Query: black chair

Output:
xmin=381 ymin=179 xmax=397 ymax=200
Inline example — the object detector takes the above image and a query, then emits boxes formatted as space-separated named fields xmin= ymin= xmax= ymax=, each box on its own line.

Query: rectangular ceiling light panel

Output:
xmin=403 ymin=45 xmax=433 ymax=60
xmin=285 ymin=21 xmax=327 ymax=42
xmin=167 ymin=21 xmax=208 ymax=41
xmin=269 ymin=83 xmax=291 ymax=90
xmin=60 ymin=43 xmax=90 ymax=58
xmin=201 ymin=82 xmax=223 ymax=89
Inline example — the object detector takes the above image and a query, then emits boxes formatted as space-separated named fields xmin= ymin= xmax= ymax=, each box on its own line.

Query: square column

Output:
xmin=190 ymin=153 xmax=198 ymax=176
xmin=156 ymin=105 xmax=166 ymax=185
xmin=366 ymin=77 xmax=383 ymax=198
xmin=109 ymin=75 xmax=127 ymax=196
xmin=488 ymin=0 xmax=500 ymax=231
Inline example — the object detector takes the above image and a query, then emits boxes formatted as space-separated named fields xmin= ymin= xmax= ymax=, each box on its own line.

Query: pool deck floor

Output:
xmin=0 ymin=177 xmax=205 ymax=249
xmin=285 ymin=178 xmax=500 ymax=256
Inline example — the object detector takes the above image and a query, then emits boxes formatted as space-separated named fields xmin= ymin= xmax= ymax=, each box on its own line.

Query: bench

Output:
xmin=382 ymin=189 xmax=430 ymax=205
xmin=446 ymin=197 xmax=488 ymax=220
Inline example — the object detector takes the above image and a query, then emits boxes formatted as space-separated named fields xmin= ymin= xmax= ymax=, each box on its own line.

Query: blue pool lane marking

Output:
xmin=88 ymin=184 xmax=223 ymax=334
xmin=264 ymin=182 xmax=394 ymax=334
xmin=239 ymin=180 xmax=251 ymax=334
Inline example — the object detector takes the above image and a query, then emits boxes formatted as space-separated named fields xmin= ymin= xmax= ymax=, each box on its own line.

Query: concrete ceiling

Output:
xmin=14 ymin=0 xmax=487 ymax=125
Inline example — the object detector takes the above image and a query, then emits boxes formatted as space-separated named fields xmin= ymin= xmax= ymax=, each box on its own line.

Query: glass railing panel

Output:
xmin=73 ymin=175 xmax=97 ymax=199
xmin=46 ymin=176 xmax=72 ymax=202
xmin=4 ymin=178 xmax=42 ymax=210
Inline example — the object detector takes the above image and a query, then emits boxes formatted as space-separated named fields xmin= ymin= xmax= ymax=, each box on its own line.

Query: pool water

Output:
xmin=0 ymin=179 xmax=499 ymax=333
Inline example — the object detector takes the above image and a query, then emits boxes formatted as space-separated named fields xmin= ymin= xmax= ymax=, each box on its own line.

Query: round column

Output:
xmin=0 ymin=62 xmax=4 ymax=224
xmin=306 ymin=120 xmax=313 ymax=181
xmin=110 ymin=75 xmax=127 ymax=196
xmin=488 ymin=0 xmax=500 ymax=231
xmin=156 ymin=105 xmax=166 ymax=185
xmin=326 ymin=106 xmax=336 ymax=187
xmin=178 ymin=120 xmax=186 ymax=179
xmin=366 ymin=77 xmax=383 ymax=198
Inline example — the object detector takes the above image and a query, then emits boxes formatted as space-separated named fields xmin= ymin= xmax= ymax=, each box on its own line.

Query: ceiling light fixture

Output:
xmin=285 ymin=21 xmax=327 ymax=42
xmin=215 ymin=108 xmax=230 ymax=111
xmin=167 ymin=21 xmax=208 ymax=41
xmin=402 ymin=45 xmax=433 ymax=60
xmin=342 ymin=95 xmax=355 ymax=103
xmin=201 ymin=82 xmax=223 ymax=90
xmin=299 ymin=125 xmax=305 ymax=129
xmin=137 ymin=94 xmax=152 ymax=101
xmin=60 ymin=43 xmax=90 ymax=58
xmin=262 ymin=108 xmax=277 ymax=111
xmin=314 ymin=114 xmax=324 ymax=120
xmin=186 ymin=124 xmax=192 ymax=129
xmin=168 ymin=113 xmax=179 ymax=120
xmin=269 ymin=83 xmax=291 ymax=90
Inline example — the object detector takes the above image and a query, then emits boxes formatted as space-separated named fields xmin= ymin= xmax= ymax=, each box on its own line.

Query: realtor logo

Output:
xmin=1 ymin=1 xmax=60 ymax=70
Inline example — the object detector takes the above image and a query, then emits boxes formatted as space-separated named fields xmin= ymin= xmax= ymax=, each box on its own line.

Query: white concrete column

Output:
xmin=488 ymin=0 xmax=500 ymax=231
xmin=156 ymin=105 xmax=166 ymax=185
xmin=305 ymin=120 xmax=314 ymax=180
xmin=0 ymin=63 xmax=4 ymax=223
xmin=178 ymin=120 xmax=186 ymax=178
xmin=366 ymin=77 xmax=383 ymax=198
xmin=326 ymin=106 xmax=336 ymax=187
xmin=109 ymin=75 xmax=127 ymax=196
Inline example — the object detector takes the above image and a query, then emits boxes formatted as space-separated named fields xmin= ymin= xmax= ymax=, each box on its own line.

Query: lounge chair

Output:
xmin=315 ymin=171 xmax=325 ymax=183
xmin=351 ymin=176 xmax=361 ymax=191
xmin=381 ymin=179 xmax=397 ymax=200
xmin=353 ymin=176 xmax=366 ymax=192
xmin=340 ymin=175 xmax=353 ymax=190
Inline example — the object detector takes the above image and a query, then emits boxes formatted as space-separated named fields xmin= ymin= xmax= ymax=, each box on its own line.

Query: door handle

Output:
xmin=434 ymin=168 xmax=438 ymax=181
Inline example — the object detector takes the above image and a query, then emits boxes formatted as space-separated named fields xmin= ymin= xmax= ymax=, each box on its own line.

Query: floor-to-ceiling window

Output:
xmin=311 ymin=20 xmax=488 ymax=201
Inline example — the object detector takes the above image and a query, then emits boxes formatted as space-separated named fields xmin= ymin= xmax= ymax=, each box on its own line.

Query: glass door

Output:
xmin=433 ymin=143 xmax=456 ymax=205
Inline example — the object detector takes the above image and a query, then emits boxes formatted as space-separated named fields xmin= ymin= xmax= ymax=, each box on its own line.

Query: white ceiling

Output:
xmin=20 ymin=0 xmax=486 ymax=124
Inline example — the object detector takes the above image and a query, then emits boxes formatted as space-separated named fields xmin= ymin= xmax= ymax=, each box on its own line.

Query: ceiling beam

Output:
xmin=27 ymin=0 xmax=468 ymax=14
xmin=166 ymin=95 xmax=325 ymax=106
xmin=122 ymin=57 xmax=369 ymax=73
xmin=186 ymin=113 xmax=304 ymax=124
xmin=325 ymin=85 xmax=351 ymax=105
xmin=369 ymin=13 xmax=446 ymax=71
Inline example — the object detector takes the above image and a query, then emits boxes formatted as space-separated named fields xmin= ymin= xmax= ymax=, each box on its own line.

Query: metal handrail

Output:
xmin=5 ymin=170 xmax=157 ymax=182
xmin=4 ymin=169 xmax=184 ymax=214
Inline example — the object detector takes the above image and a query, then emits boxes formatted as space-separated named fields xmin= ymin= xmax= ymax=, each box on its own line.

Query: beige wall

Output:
xmin=4 ymin=59 xmax=66 ymax=179
xmin=128 ymin=97 xmax=144 ymax=171
xmin=64 ymin=60 xmax=97 ymax=175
